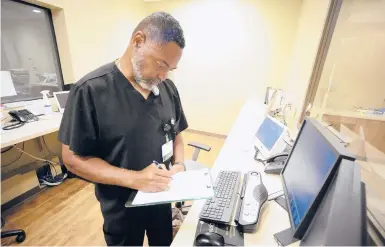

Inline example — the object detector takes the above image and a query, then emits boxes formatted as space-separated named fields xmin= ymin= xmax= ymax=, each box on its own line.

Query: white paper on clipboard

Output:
xmin=126 ymin=168 xmax=214 ymax=207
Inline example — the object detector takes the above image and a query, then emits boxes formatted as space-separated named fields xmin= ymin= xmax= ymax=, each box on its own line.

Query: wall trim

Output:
xmin=185 ymin=129 xmax=227 ymax=139
xmin=1 ymin=186 xmax=46 ymax=214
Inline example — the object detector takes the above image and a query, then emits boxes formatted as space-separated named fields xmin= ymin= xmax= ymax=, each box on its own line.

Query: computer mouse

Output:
xmin=195 ymin=232 xmax=225 ymax=246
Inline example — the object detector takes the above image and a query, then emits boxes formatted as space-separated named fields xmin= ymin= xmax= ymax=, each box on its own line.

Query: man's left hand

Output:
xmin=170 ymin=163 xmax=185 ymax=175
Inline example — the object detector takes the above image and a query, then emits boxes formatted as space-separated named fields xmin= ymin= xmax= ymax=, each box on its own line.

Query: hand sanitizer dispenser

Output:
xmin=41 ymin=90 xmax=52 ymax=114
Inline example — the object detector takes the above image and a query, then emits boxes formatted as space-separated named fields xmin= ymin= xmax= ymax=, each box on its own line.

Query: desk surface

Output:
xmin=1 ymin=113 xmax=62 ymax=148
xmin=172 ymin=100 xmax=298 ymax=246
xmin=322 ymin=108 xmax=385 ymax=122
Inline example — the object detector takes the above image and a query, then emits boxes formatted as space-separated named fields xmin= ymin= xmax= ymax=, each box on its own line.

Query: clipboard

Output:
xmin=125 ymin=168 xmax=214 ymax=207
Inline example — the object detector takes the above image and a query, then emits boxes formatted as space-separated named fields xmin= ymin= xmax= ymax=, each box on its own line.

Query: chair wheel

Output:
xmin=16 ymin=232 xmax=26 ymax=243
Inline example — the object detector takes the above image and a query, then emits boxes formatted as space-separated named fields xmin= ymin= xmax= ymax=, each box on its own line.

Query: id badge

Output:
xmin=162 ymin=140 xmax=174 ymax=162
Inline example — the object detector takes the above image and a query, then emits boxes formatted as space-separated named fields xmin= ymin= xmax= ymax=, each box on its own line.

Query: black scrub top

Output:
xmin=58 ymin=62 xmax=188 ymax=222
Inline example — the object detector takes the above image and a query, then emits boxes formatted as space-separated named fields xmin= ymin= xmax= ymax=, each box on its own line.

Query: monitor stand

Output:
xmin=275 ymin=195 xmax=287 ymax=212
xmin=273 ymin=195 xmax=299 ymax=246
xmin=274 ymin=228 xmax=298 ymax=246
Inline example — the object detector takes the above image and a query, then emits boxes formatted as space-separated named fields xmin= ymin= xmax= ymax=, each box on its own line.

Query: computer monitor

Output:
xmin=280 ymin=118 xmax=355 ymax=240
xmin=300 ymin=159 xmax=367 ymax=246
xmin=53 ymin=91 xmax=69 ymax=113
xmin=254 ymin=115 xmax=287 ymax=157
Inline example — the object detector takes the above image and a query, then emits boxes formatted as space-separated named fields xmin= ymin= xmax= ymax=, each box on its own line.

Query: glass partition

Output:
xmin=309 ymin=0 xmax=385 ymax=242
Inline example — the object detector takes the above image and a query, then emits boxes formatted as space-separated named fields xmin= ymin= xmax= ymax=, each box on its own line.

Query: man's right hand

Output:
xmin=131 ymin=163 xmax=173 ymax=193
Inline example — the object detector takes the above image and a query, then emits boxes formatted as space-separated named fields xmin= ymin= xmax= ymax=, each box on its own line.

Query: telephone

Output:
xmin=263 ymin=152 xmax=289 ymax=175
xmin=8 ymin=109 xmax=38 ymax=123
xmin=265 ymin=152 xmax=289 ymax=163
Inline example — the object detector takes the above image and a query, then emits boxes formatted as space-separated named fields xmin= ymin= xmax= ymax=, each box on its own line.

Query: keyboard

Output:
xmin=199 ymin=170 xmax=242 ymax=224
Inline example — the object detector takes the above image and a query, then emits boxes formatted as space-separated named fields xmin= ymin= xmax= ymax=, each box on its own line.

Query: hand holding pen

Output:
xmin=153 ymin=160 xmax=168 ymax=170
xmin=130 ymin=161 xmax=173 ymax=193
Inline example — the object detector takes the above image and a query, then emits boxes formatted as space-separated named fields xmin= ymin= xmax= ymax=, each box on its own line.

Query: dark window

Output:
xmin=1 ymin=0 xmax=63 ymax=103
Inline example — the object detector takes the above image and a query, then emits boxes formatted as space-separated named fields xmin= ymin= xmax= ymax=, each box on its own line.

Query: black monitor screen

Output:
xmin=255 ymin=117 xmax=284 ymax=151
xmin=283 ymin=121 xmax=338 ymax=229
xmin=56 ymin=93 xmax=69 ymax=109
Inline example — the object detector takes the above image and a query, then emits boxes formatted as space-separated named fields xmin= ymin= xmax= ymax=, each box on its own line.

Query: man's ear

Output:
xmin=132 ymin=31 xmax=146 ymax=48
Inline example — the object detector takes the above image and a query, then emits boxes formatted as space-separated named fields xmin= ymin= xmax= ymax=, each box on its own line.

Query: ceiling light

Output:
xmin=33 ymin=9 xmax=41 ymax=13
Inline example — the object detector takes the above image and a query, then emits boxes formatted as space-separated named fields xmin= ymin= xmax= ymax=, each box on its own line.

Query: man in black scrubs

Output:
xmin=58 ymin=12 xmax=187 ymax=246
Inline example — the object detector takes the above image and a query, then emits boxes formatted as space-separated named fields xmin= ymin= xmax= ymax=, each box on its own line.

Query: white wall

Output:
xmin=29 ymin=0 xmax=329 ymax=135
xmin=33 ymin=0 xmax=147 ymax=82
xmin=145 ymin=0 xmax=303 ymax=135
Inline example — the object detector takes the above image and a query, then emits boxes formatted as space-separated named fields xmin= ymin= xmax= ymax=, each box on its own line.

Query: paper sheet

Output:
xmin=130 ymin=168 xmax=214 ymax=206
xmin=1 ymin=71 xmax=17 ymax=97
xmin=25 ymin=100 xmax=45 ymax=116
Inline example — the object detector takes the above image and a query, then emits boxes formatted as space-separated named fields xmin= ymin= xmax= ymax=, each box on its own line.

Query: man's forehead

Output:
xmin=145 ymin=42 xmax=165 ymax=52
xmin=145 ymin=41 xmax=182 ymax=62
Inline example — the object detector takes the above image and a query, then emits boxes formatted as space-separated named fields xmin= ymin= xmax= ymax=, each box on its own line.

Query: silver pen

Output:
xmin=153 ymin=160 xmax=163 ymax=169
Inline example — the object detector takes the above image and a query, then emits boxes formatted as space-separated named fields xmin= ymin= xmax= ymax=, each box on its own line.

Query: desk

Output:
xmin=323 ymin=108 xmax=385 ymax=122
xmin=1 ymin=113 xmax=63 ymax=205
xmin=172 ymin=100 xmax=298 ymax=246
xmin=318 ymin=108 xmax=385 ymax=154
xmin=1 ymin=113 xmax=62 ymax=148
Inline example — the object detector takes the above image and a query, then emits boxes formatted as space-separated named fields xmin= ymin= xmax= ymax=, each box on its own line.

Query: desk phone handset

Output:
xmin=234 ymin=171 xmax=268 ymax=233
xmin=264 ymin=152 xmax=289 ymax=175
xmin=265 ymin=152 xmax=289 ymax=163
xmin=8 ymin=109 xmax=38 ymax=123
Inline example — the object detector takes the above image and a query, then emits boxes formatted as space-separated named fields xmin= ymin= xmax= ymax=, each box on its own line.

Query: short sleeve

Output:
xmin=58 ymin=84 xmax=98 ymax=156
xmin=167 ymin=80 xmax=188 ymax=135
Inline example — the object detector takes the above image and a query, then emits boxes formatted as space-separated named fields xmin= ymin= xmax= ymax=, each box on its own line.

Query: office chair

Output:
xmin=184 ymin=142 xmax=212 ymax=171
xmin=1 ymin=216 xmax=26 ymax=243
xmin=172 ymin=142 xmax=211 ymax=231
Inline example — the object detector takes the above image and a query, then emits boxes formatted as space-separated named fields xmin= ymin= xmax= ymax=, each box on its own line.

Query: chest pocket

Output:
xmin=156 ymin=96 xmax=177 ymax=141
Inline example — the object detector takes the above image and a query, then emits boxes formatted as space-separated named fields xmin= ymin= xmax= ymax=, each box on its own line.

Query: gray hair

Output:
xmin=133 ymin=12 xmax=185 ymax=49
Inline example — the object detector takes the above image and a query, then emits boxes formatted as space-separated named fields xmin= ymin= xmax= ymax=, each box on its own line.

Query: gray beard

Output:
xmin=131 ymin=57 xmax=160 ymax=91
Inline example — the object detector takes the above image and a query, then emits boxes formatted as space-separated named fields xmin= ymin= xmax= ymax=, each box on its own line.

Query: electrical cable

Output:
xmin=282 ymin=104 xmax=291 ymax=127
xmin=1 ymin=142 xmax=25 ymax=168
xmin=255 ymin=157 xmax=266 ymax=165
xmin=254 ymin=148 xmax=266 ymax=164
xmin=283 ymin=138 xmax=293 ymax=148
xmin=254 ymin=147 xmax=268 ymax=165
xmin=41 ymin=135 xmax=58 ymax=157
xmin=40 ymin=136 xmax=60 ymax=177
xmin=41 ymin=147 xmax=58 ymax=178
xmin=2 ymin=121 xmax=25 ymax=130
xmin=47 ymin=160 xmax=58 ymax=178
xmin=283 ymin=130 xmax=295 ymax=148
xmin=12 ymin=144 xmax=58 ymax=165
xmin=12 ymin=144 xmax=58 ymax=176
